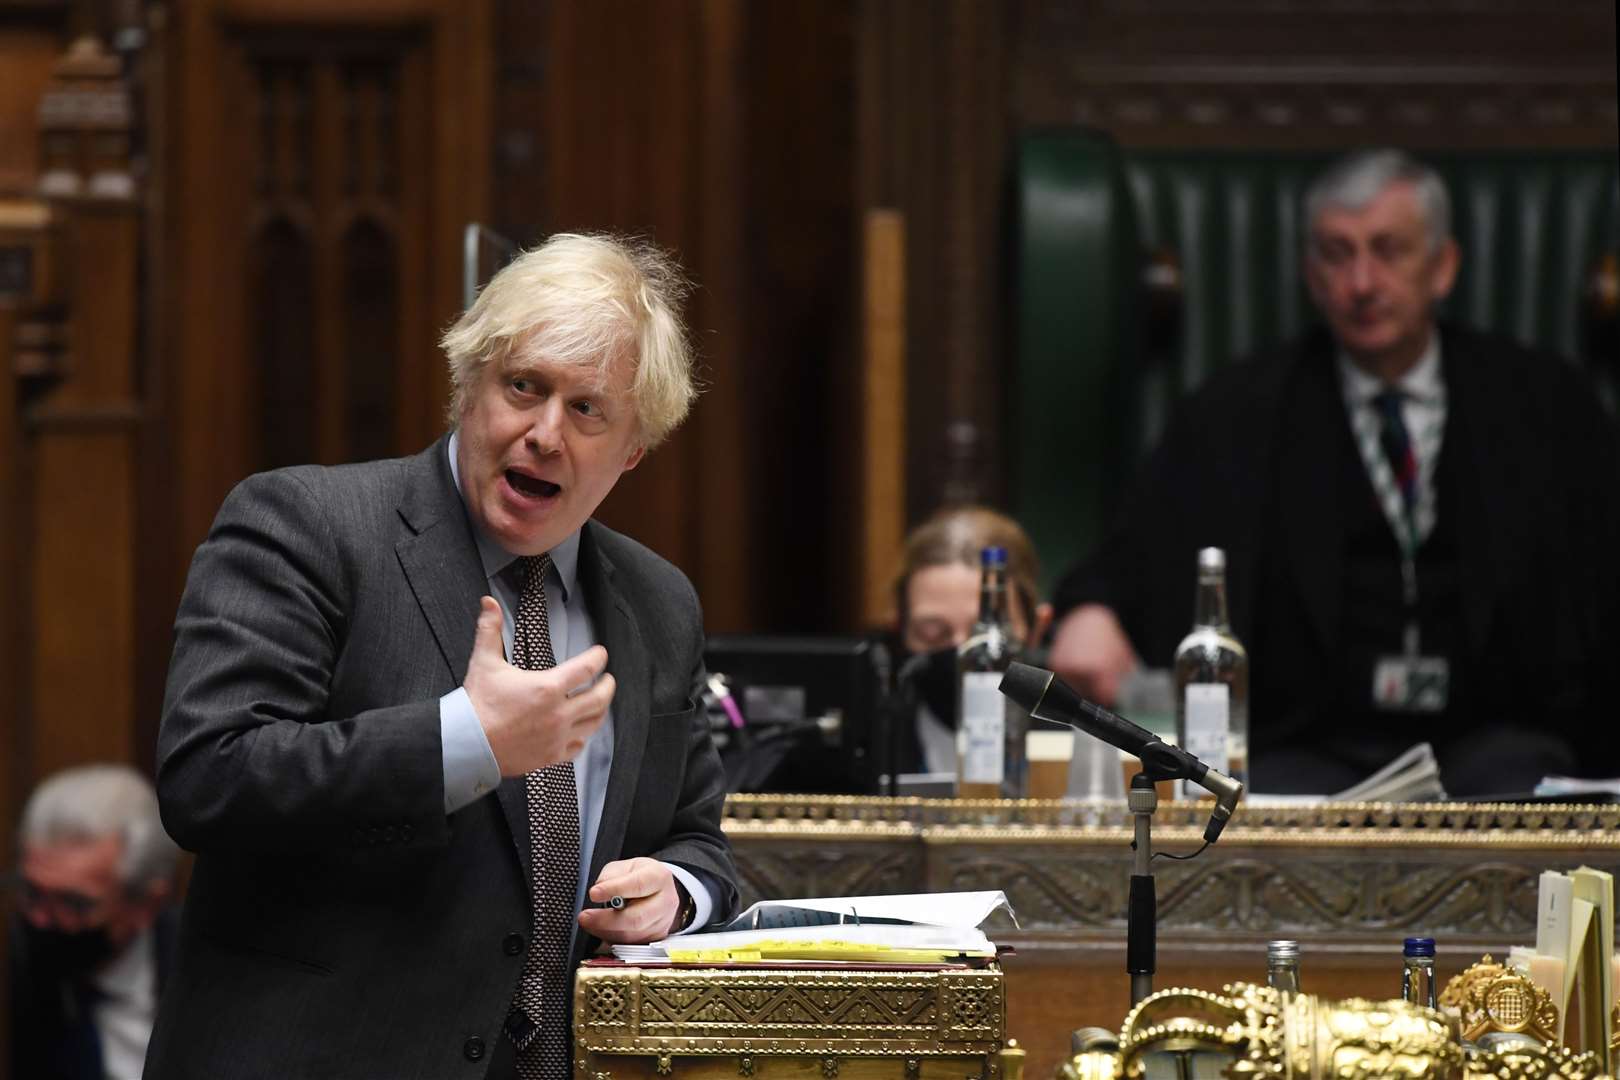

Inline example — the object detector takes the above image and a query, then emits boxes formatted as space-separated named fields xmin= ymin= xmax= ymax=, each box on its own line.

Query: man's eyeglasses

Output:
xmin=3 ymin=872 xmax=103 ymax=918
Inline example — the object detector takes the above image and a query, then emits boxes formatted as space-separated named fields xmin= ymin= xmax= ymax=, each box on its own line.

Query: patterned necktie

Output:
xmin=1371 ymin=388 xmax=1418 ymax=518
xmin=505 ymin=553 xmax=580 ymax=1080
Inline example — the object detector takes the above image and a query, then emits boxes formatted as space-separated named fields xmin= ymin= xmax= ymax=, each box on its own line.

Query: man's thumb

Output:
xmin=472 ymin=596 xmax=506 ymax=663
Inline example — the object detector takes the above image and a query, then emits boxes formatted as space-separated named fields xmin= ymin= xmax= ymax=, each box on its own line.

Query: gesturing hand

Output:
xmin=463 ymin=595 xmax=616 ymax=776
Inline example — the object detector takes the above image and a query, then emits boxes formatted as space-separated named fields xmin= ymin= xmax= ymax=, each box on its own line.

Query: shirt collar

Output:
xmin=1337 ymin=327 xmax=1444 ymax=407
xmin=446 ymin=431 xmax=580 ymax=601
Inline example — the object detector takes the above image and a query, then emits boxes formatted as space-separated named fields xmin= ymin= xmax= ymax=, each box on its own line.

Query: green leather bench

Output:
xmin=1010 ymin=130 xmax=1620 ymax=592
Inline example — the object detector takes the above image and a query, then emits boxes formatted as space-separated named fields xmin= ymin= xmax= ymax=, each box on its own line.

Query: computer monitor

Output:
xmin=703 ymin=634 xmax=891 ymax=795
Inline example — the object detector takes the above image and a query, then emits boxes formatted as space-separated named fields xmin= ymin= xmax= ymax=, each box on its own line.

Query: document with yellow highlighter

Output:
xmin=610 ymin=891 xmax=1016 ymax=964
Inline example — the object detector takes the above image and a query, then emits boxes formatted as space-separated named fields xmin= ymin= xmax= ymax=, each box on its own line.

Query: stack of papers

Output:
xmin=1534 ymin=776 xmax=1620 ymax=800
xmin=1537 ymin=868 xmax=1615 ymax=1062
xmin=612 ymin=891 xmax=1015 ymax=965
xmin=1250 ymin=742 xmax=1447 ymax=804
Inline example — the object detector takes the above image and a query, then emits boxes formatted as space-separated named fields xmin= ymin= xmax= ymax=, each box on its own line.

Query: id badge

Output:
xmin=1372 ymin=656 xmax=1450 ymax=713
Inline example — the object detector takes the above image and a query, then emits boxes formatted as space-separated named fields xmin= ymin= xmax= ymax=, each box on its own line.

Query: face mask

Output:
xmin=899 ymin=646 xmax=961 ymax=728
xmin=22 ymin=921 xmax=120 ymax=977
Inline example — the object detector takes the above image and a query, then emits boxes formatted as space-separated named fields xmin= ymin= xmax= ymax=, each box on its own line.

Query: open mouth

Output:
xmin=506 ymin=469 xmax=560 ymax=500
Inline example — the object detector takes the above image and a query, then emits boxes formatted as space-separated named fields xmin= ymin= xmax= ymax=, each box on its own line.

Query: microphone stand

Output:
xmin=994 ymin=662 xmax=1242 ymax=1007
xmin=1126 ymin=770 xmax=1160 ymax=1006
xmin=1121 ymin=739 xmax=1225 ymax=1007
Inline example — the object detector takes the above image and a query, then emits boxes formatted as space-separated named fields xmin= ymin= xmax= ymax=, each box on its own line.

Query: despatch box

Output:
xmin=573 ymin=963 xmax=1008 ymax=1080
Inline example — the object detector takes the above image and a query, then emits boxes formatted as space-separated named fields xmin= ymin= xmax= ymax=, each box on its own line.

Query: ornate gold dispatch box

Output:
xmin=574 ymin=963 xmax=1007 ymax=1080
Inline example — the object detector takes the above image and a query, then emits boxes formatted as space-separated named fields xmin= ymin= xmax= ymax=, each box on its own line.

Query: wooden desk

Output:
xmin=723 ymin=796 xmax=1620 ymax=1080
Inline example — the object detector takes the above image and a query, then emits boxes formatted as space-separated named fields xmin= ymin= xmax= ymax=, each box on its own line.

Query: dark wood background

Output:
xmin=0 ymin=0 xmax=1614 ymax=1066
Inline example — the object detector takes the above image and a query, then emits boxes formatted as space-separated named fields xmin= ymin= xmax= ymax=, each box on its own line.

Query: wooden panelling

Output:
xmin=158 ymin=0 xmax=490 ymax=606
xmin=492 ymin=0 xmax=858 ymax=633
xmin=26 ymin=201 xmax=141 ymax=775
xmin=860 ymin=209 xmax=905 ymax=627
xmin=0 ymin=28 xmax=60 ymax=194
xmin=858 ymin=0 xmax=1617 ymax=550
xmin=855 ymin=0 xmax=1008 ymax=525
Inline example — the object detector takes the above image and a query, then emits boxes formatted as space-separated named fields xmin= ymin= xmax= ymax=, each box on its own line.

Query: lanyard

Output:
xmin=1352 ymin=399 xmax=1433 ymax=657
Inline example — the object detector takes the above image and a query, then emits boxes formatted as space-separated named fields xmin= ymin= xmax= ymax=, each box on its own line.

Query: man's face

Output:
xmin=1304 ymin=180 xmax=1459 ymax=369
xmin=902 ymin=563 xmax=1034 ymax=654
xmin=456 ymin=346 xmax=646 ymax=556
xmin=19 ymin=836 xmax=153 ymax=949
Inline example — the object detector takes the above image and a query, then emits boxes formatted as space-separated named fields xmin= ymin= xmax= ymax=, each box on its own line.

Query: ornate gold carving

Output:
xmin=725 ymin=796 xmax=1620 ymax=949
xmin=724 ymin=794 xmax=1620 ymax=844
xmin=1465 ymin=1041 xmax=1605 ymax=1079
xmin=738 ymin=1057 xmax=754 ymax=1076
xmin=1119 ymin=981 xmax=1287 ymax=1077
xmin=1439 ymin=956 xmax=1561 ymax=1046
xmin=656 ymin=1054 xmax=673 ymax=1075
xmin=586 ymin=981 xmax=630 ymax=1028
xmin=1056 ymin=980 xmax=1608 ymax=1079
xmin=1319 ymin=997 xmax=1464 ymax=1078
xmin=575 ymin=966 xmax=1003 ymax=1058
xmin=1057 ymin=1051 xmax=1120 ymax=1080
xmin=820 ymin=1056 xmax=838 ymax=1077
xmin=1116 ymin=982 xmax=1463 ymax=1079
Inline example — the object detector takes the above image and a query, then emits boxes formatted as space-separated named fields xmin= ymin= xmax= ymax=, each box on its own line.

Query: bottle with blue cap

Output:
xmin=1402 ymin=936 xmax=1437 ymax=1009
xmin=956 ymin=546 xmax=1029 ymax=799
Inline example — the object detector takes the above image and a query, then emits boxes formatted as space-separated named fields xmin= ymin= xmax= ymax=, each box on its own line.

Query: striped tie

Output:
xmin=504 ymin=553 xmax=580 ymax=1080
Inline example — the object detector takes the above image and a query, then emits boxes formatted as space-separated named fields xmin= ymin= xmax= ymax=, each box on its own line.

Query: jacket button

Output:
xmin=503 ymin=932 xmax=526 ymax=956
xmin=383 ymin=825 xmax=397 ymax=843
xmin=463 ymin=1036 xmax=486 ymax=1061
xmin=401 ymin=823 xmax=415 ymax=840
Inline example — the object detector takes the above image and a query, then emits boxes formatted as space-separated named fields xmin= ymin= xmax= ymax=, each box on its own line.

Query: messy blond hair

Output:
xmin=441 ymin=232 xmax=698 ymax=447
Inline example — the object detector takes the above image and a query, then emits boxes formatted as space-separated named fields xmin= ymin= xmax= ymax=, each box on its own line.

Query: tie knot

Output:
xmin=520 ymin=554 xmax=553 ymax=590
xmin=1371 ymin=387 xmax=1405 ymax=419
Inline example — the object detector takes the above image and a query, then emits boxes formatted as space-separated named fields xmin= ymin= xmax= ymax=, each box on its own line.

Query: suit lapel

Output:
xmin=579 ymin=522 xmax=650 ymax=888
xmin=1277 ymin=340 xmax=1347 ymax=652
xmin=395 ymin=436 xmax=488 ymax=685
xmin=394 ymin=435 xmax=534 ymax=877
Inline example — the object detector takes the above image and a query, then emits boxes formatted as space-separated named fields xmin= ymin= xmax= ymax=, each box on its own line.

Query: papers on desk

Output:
xmin=1535 ymin=776 xmax=1620 ymax=800
xmin=1248 ymin=742 xmax=1448 ymax=804
xmin=611 ymin=891 xmax=1014 ymax=965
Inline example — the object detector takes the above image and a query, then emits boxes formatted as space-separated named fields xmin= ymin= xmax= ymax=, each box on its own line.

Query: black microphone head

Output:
xmin=998 ymin=662 xmax=1053 ymax=711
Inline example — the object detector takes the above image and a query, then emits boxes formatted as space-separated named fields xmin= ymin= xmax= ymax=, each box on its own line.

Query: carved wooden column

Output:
xmin=22 ymin=35 xmax=144 ymax=775
xmin=857 ymin=0 xmax=1009 ymax=521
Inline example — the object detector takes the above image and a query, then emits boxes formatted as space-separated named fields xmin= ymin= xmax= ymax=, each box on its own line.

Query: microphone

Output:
xmin=999 ymin=662 xmax=1243 ymax=842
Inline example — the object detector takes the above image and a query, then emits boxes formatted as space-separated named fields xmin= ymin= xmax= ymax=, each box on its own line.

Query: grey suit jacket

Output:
xmin=144 ymin=436 xmax=737 ymax=1079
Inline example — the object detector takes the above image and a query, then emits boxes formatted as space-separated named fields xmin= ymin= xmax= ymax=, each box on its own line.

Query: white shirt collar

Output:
xmin=446 ymin=431 xmax=581 ymax=601
xmin=1337 ymin=328 xmax=1444 ymax=407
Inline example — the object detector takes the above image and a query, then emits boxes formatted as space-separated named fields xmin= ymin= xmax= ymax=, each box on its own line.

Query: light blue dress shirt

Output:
xmin=437 ymin=432 xmax=712 ymax=934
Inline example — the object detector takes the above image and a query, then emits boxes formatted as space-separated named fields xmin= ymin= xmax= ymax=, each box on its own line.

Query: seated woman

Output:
xmin=890 ymin=506 xmax=1052 ymax=774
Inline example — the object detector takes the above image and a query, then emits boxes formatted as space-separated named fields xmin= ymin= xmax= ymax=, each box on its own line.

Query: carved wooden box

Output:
xmin=573 ymin=964 xmax=1007 ymax=1080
